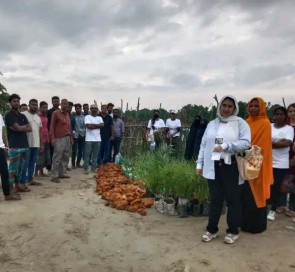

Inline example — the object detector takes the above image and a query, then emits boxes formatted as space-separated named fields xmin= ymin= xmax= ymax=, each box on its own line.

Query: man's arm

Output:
xmin=50 ymin=111 xmax=57 ymax=144
xmin=86 ymin=123 xmax=104 ymax=129
xmin=39 ymin=127 xmax=44 ymax=152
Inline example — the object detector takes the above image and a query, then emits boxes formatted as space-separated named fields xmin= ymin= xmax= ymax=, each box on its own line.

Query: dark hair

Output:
xmin=40 ymin=101 xmax=48 ymax=107
xmin=68 ymin=102 xmax=74 ymax=107
xmin=273 ymin=106 xmax=288 ymax=118
xmin=29 ymin=99 xmax=38 ymax=105
xmin=20 ymin=103 xmax=27 ymax=108
xmin=9 ymin=93 xmax=21 ymax=103
xmin=83 ymin=103 xmax=89 ymax=107
xmin=222 ymin=97 xmax=236 ymax=109
xmin=101 ymin=104 xmax=107 ymax=108
xmin=107 ymin=103 xmax=114 ymax=107
xmin=152 ymin=109 xmax=160 ymax=125
xmin=51 ymin=96 xmax=59 ymax=101
xmin=287 ymin=103 xmax=295 ymax=111
xmin=75 ymin=103 xmax=82 ymax=109
xmin=113 ymin=108 xmax=120 ymax=113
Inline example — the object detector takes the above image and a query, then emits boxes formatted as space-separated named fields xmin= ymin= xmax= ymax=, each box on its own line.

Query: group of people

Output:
xmin=0 ymin=94 xmax=125 ymax=200
xmin=196 ymin=96 xmax=295 ymax=244
xmin=1 ymin=93 xmax=295 ymax=246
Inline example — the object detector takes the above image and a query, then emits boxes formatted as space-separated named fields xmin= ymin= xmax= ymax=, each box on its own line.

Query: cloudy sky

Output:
xmin=1 ymin=0 xmax=294 ymax=110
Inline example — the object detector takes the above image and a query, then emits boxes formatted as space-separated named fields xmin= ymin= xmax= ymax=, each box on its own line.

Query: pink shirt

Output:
xmin=38 ymin=112 xmax=49 ymax=143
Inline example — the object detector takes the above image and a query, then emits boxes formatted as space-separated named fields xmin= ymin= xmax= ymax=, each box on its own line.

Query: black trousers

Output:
xmin=207 ymin=158 xmax=241 ymax=235
xmin=110 ymin=137 xmax=121 ymax=162
xmin=270 ymin=168 xmax=288 ymax=211
xmin=0 ymin=148 xmax=10 ymax=196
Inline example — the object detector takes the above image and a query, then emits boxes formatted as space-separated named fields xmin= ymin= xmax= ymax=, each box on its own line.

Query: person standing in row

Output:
xmin=107 ymin=103 xmax=114 ymax=117
xmin=110 ymin=109 xmax=124 ymax=162
xmin=146 ymin=110 xmax=165 ymax=149
xmin=165 ymin=110 xmax=182 ymax=157
xmin=50 ymin=99 xmax=73 ymax=183
xmin=287 ymin=103 xmax=295 ymax=222
xmin=0 ymin=113 xmax=20 ymax=200
xmin=47 ymin=96 xmax=60 ymax=171
xmin=21 ymin=99 xmax=43 ymax=186
xmin=35 ymin=101 xmax=51 ymax=177
xmin=19 ymin=104 xmax=28 ymax=113
xmin=84 ymin=105 xmax=104 ymax=174
xmin=5 ymin=94 xmax=32 ymax=193
xmin=196 ymin=96 xmax=251 ymax=244
xmin=71 ymin=103 xmax=85 ymax=169
xmin=241 ymin=97 xmax=273 ymax=233
xmin=267 ymin=106 xmax=294 ymax=221
xmin=82 ymin=103 xmax=89 ymax=116
xmin=97 ymin=104 xmax=114 ymax=167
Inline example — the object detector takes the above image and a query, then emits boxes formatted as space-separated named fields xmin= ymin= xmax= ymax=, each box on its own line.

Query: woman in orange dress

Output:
xmin=241 ymin=97 xmax=274 ymax=233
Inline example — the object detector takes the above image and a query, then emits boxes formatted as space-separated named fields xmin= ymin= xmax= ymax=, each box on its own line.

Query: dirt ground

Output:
xmin=1 ymin=169 xmax=295 ymax=272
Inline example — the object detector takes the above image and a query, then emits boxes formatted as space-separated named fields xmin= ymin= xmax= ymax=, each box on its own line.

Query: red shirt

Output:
xmin=50 ymin=110 xmax=72 ymax=140
xmin=38 ymin=112 xmax=49 ymax=143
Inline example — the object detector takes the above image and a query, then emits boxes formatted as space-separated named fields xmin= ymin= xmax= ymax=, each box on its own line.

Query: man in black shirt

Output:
xmin=5 ymin=94 xmax=32 ymax=194
xmin=97 ymin=104 xmax=114 ymax=167
xmin=47 ymin=96 xmax=60 ymax=171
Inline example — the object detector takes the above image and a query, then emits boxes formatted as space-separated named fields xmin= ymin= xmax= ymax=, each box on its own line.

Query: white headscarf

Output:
xmin=217 ymin=95 xmax=240 ymax=123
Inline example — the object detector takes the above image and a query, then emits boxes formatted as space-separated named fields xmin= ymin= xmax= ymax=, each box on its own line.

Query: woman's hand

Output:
xmin=196 ymin=169 xmax=202 ymax=176
xmin=213 ymin=145 xmax=223 ymax=153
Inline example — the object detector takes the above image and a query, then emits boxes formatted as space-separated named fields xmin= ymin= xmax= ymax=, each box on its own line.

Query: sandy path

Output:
xmin=1 ymin=169 xmax=295 ymax=272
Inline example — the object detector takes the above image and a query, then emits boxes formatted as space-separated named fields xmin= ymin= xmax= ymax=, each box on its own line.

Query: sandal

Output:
xmin=16 ymin=185 xmax=31 ymax=192
xmin=5 ymin=194 xmax=21 ymax=201
xmin=285 ymin=210 xmax=295 ymax=217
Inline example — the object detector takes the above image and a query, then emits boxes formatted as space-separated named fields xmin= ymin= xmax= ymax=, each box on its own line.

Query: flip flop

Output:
xmin=16 ymin=186 xmax=31 ymax=192
xmin=5 ymin=194 xmax=21 ymax=201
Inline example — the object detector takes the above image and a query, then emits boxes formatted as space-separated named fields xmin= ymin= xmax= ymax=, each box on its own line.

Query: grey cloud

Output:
xmin=234 ymin=64 xmax=295 ymax=87
xmin=170 ymin=73 xmax=201 ymax=88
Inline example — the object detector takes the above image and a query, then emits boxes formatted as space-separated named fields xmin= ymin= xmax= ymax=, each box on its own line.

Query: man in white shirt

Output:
xmin=165 ymin=110 xmax=182 ymax=156
xmin=21 ymin=99 xmax=43 ymax=185
xmin=84 ymin=104 xmax=104 ymax=174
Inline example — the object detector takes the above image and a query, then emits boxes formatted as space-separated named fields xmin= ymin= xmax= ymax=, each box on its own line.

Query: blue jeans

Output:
xmin=21 ymin=147 xmax=40 ymax=184
xmin=97 ymin=139 xmax=111 ymax=167
xmin=84 ymin=141 xmax=100 ymax=171
xmin=72 ymin=136 xmax=85 ymax=166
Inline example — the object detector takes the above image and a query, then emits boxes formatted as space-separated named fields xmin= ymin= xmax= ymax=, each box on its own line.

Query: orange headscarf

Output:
xmin=246 ymin=97 xmax=274 ymax=208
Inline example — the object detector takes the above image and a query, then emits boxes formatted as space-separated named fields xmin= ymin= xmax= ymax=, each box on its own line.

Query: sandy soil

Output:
xmin=1 ymin=169 xmax=295 ymax=272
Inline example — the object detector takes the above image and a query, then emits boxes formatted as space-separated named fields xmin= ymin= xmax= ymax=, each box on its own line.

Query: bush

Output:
xmin=130 ymin=145 xmax=209 ymax=202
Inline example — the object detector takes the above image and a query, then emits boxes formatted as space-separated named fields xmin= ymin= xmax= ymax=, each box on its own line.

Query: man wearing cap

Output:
xmin=83 ymin=104 xmax=104 ymax=174
xmin=165 ymin=110 xmax=182 ymax=157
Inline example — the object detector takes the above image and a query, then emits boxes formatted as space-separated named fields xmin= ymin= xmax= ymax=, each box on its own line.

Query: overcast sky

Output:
xmin=1 ymin=0 xmax=294 ymax=110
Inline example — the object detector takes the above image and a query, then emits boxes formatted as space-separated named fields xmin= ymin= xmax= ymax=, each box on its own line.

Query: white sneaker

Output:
xmin=267 ymin=210 xmax=276 ymax=221
xmin=202 ymin=231 xmax=218 ymax=242
xmin=224 ymin=233 xmax=239 ymax=244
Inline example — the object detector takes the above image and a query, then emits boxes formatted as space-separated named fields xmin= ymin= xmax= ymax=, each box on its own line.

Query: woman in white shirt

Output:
xmin=196 ymin=96 xmax=251 ymax=244
xmin=165 ymin=110 xmax=182 ymax=156
xmin=146 ymin=110 xmax=165 ymax=149
xmin=267 ymin=106 xmax=294 ymax=221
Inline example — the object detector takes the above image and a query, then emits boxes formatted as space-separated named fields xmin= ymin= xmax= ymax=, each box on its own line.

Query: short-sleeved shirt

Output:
xmin=5 ymin=110 xmax=29 ymax=148
xmin=23 ymin=111 xmax=42 ymax=148
xmin=147 ymin=119 xmax=165 ymax=135
xmin=272 ymin=124 xmax=294 ymax=169
xmin=165 ymin=118 xmax=181 ymax=137
xmin=99 ymin=114 xmax=113 ymax=141
xmin=0 ymin=114 xmax=5 ymax=148
xmin=50 ymin=110 xmax=72 ymax=139
xmin=84 ymin=115 xmax=104 ymax=142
